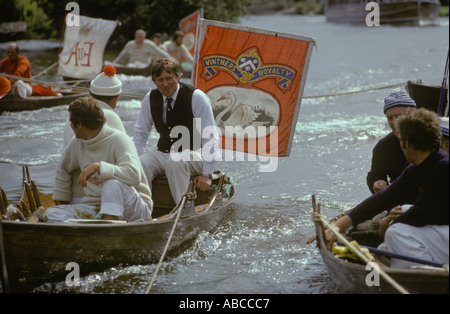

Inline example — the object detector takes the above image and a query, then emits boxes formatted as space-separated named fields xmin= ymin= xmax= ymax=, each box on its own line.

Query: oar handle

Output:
xmin=337 ymin=241 xmax=445 ymax=268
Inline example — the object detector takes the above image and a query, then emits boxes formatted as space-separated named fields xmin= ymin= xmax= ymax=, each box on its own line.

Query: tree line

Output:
xmin=0 ymin=0 xmax=255 ymax=46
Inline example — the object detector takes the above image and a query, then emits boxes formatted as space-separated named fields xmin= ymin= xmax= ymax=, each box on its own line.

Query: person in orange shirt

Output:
xmin=0 ymin=76 xmax=10 ymax=99
xmin=0 ymin=43 xmax=32 ymax=98
xmin=1 ymin=43 xmax=57 ymax=98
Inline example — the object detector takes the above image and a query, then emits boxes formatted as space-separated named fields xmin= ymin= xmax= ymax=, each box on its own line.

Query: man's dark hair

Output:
xmin=172 ymin=31 xmax=184 ymax=41
xmin=396 ymin=107 xmax=441 ymax=152
xmin=68 ymin=96 xmax=106 ymax=130
xmin=151 ymin=58 xmax=182 ymax=81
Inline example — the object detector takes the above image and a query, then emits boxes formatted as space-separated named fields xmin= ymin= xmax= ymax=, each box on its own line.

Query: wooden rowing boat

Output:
xmin=311 ymin=196 xmax=449 ymax=294
xmin=406 ymin=80 xmax=448 ymax=116
xmin=0 ymin=90 xmax=88 ymax=114
xmin=0 ymin=167 xmax=235 ymax=293
xmin=114 ymin=63 xmax=153 ymax=76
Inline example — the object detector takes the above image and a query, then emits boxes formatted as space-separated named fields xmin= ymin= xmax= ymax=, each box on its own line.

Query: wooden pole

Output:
xmin=316 ymin=209 xmax=410 ymax=294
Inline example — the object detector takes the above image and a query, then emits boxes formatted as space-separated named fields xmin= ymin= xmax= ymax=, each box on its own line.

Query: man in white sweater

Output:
xmin=113 ymin=29 xmax=173 ymax=68
xmin=45 ymin=96 xmax=153 ymax=222
xmin=63 ymin=65 xmax=126 ymax=204
xmin=162 ymin=31 xmax=194 ymax=66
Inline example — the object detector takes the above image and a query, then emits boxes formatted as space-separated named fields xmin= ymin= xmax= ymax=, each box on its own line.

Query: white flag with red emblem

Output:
xmin=57 ymin=16 xmax=117 ymax=79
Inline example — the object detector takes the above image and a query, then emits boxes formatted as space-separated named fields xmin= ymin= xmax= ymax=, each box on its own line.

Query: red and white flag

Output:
xmin=193 ymin=20 xmax=315 ymax=157
xmin=57 ymin=16 xmax=117 ymax=79
xmin=179 ymin=8 xmax=204 ymax=59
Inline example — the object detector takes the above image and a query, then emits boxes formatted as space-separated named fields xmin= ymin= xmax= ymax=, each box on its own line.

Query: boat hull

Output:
xmin=325 ymin=0 xmax=440 ymax=26
xmin=0 ymin=170 xmax=235 ymax=293
xmin=406 ymin=80 xmax=448 ymax=116
xmin=314 ymin=214 xmax=449 ymax=294
xmin=1 ymin=199 xmax=232 ymax=293
xmin=0 ymin=92 xmax=88 ymax=113
xmin=114 ymin=64 xmax=153 ymax=76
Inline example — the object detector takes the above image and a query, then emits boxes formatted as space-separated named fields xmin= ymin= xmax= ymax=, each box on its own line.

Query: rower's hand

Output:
xmin=306 ymin=234 xmax=317 ymax=244
xmin=78 ymin=162 xmax=101 ymax=187
xmin=305 ymin=229 xmax=337 ymax=247
xmin=194 ymin=175 xmax=212 ymax=191
xmin=373 ymin=180 xmax=388 ymax=193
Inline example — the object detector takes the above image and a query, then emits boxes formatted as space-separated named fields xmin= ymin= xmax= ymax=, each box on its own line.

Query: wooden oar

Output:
xmin=312 ymin=200 xmax=410 ymax=294
xmin=337 ymin=241 xmax=447 ymax=268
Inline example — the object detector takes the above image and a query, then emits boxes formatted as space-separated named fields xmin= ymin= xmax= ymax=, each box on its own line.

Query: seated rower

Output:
xmin=162 ymin=31 xmax=194 ymax=71
xmin=44 ymin=96 xmax=153 ymax=223
xmin=113 ymin=29 xmax=173 ymax=68
xmin=1 ymin=43 xmax=32 ymax=98
xmin=0 ymin=43 xmax=57 ymax=98
xmin=328 ymin=108 xmax=449 ymax=268
xmin=62 ymin=65 xmax=127 ymax=204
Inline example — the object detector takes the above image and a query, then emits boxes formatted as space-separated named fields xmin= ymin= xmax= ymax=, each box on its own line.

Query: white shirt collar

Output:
xmin=163 ymin=83 xmax=180 ymax=108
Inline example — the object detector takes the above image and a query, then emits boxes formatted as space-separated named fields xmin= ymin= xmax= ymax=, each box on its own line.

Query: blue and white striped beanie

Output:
xmin=383 ymin=90 xmax=416 ymax=113
xmin=440 ymin=119 xmax=449 ymax=138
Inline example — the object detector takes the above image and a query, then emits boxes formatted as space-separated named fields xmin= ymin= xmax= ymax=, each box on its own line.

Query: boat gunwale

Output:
xmin=313 ymin=210 xmax=449 ymax=294
xmin=0 ymin=192 xmax=235 ymax=231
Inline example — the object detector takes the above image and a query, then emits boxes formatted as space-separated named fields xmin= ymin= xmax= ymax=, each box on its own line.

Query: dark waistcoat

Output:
xmin=150 ymin=83 xmax=200 ymax=153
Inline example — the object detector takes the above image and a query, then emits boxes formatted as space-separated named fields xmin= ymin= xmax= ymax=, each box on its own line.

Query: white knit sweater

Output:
xmin=53 ymin=124 xmax=153 ymax=209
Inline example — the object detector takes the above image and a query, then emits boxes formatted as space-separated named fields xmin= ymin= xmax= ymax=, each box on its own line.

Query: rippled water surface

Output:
xmin=0 ymin=14 xmax=448 ymax=294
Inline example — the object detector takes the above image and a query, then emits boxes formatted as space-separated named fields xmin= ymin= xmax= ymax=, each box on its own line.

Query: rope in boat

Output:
xmin=144 ymin=190 xmax=197 ymax=294
xmin=31 ymin=62 xmax=57 ymax=79
xmin=303 ymin=82 xmax=406 ymax=99
xmin=0 ymin=73 xmax=144 ymax=99
xmin=312 ymin=210 xmax=410 ymax=294
xmin=1 ymin=72 xmax=411 ymax=101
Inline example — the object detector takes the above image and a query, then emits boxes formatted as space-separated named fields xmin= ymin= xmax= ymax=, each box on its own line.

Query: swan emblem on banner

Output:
xmin=208 ymin=87 xmax=280 ymax=138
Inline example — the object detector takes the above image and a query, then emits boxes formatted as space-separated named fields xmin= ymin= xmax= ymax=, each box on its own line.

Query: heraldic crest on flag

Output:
xmin=193 ymin=20 xmax=315 ymax=158
xmin=202 ymin=47 xmax=296 ymax=91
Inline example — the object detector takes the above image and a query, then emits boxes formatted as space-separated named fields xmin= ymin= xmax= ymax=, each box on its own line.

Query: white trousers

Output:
xmin=45 ymin=179 xmax=152 ymax=222
xmin=139 ymin=149 xmax=203 ymax=204
xmin=378 ymin=223 xmax=449 ymax=268
xmin=14 ymin=80 xmax=32 ymax=98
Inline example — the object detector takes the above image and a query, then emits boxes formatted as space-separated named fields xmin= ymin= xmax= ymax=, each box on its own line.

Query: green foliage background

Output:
xmin=3 ymin=0 xmax=446 ymax=44
xmin=1 ymin=0 xmax=255 ymax=45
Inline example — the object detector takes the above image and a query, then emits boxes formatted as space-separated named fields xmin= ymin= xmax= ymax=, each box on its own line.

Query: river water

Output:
xmin=0 ymin=14 xmax=448 ymax=294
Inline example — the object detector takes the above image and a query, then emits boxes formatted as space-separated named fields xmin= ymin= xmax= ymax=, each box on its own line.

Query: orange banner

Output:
xmin=193 ymin=20 xmax=315 ymax=157
xmin=179 ymin=8 xmax=203 ymax=58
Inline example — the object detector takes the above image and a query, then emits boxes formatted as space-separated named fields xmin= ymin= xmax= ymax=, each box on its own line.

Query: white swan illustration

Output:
xmin=215 ymin=91 xmax=269 ymax=129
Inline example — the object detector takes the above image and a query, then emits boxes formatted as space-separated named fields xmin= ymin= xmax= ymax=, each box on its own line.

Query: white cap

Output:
xmin=90 ymin=65 xmax=122 ymax=96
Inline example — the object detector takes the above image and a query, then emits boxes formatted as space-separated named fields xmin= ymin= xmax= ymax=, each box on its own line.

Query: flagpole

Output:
xmin=55 ymin=13 xmax=67 ymax=81
xmin=193 ymin=17 xmax=204 ymax=88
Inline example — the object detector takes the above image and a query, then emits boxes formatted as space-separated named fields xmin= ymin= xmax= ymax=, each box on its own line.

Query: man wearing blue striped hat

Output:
xmin=366 ymin=90 xmax=416 ymax=194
